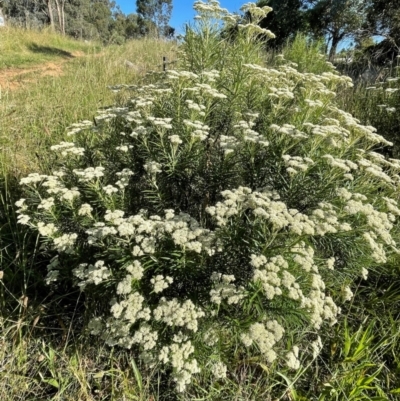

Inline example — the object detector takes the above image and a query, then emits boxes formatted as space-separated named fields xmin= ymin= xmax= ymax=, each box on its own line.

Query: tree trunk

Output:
xmin=46 ymin=0 xmax=55 ymax=31
xmin=0 ymin=7 xmax=5 ymax=27
xmin=329 ymin=33 xmax=341 ymax=61
xmin=54 ymin=0 xmax=64 ymax=34
xmin=60 ymin=0 xmax=65 ymax=35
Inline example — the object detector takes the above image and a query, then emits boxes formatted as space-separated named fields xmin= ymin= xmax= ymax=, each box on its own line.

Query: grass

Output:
xmin=0 ymin=26 xmax=100 ymax=70
xmin=0 ymin=33 xmax=176 ymax=176
xmin=0 ymin=311 xmax=161 ymax=401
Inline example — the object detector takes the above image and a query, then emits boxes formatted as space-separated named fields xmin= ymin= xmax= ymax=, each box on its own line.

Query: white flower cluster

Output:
xmin=240 ymin=2 xmax=273 ymax=18
xmin=38 ymin=197 xmax=55 ymax=210
xmin=339 ymin=191 xmax=397 ymax=262
xmin=251 ymin=254 xmax=288 ymax=299
xmin=103 ymin=185 xmax=119 ymax=195
xmin=166 ymin=70 xmax=198 ymax=81
xmin=282 ymin=154 xmax=314 ymax=175
xmin=144 ymin=161 xmax=162 ymax=175
xmin=37 ymin=222 xmax=58 ymax=237
xmin=238 ymin=23 xmax=276 ymax=39
xmin=268 ymin=86 xmax=295 ymax=100
xmin=50 ymin=141 xmax=85 ymax=157
xmin=131 ymin=323 xmax=158 ymax=351
xmin=209 ymin=272 xmax=245 ymax=305
xmin=285 ymin=345 xmax=300 ymax=370
xmin=322 ymin=154 xmax=358 ymax=173
xmin=342 ymin=286 xmax=354 ymax=301
xmin=73 ymin=166 xmax=105 ymax=182
xmin=147 ymin=116 xmax=173 ymax=130
xmin=250 ymin=245 xmax=339 ymax=330
xmin=86 ymin=222 xmax=118 ymax=243
xmin=241 ymin=321 xmax=284 ymax=363
xmin=109 ymin=292 xmax=150 ymax=324
xmin=153 ymin=298 xmax=205 ymax=332
xmin=115 ymin=168 xmax=133 ymax=189
xmin=193 ymin=0 xmax=229 ymax=16
xmin=150 ymin=274 xmax=173 ymax=293
xmin=72 ymin=260 xmax=111 ymax=289
xmin=60 ymin=187 xmax=80 ymax=202
xmin=20 ymin=173 xmax=48 ymax=186
xmin=357 ymin=156 xmax=394 ymax=184
xmin=159 ymin=337 xmax=200 ymax=393
xmin=219 ymin=135 xmax=239 ymax=155
xmin=192 ymin=83 xmax=227 ymax=99
xmin=17 ymin=213 xmax=30 ymax=225
xmin=169 ymin=134 xmax=183 ymax=146
xmin=311 ymin=202 xmax=351 ymax=236
xmin=53 ymin=233 xmax=78 ymax=253
xmin=206 ymin=187 xmax=316 ymax=236
xmin=116 ymin=274 xmax=133 ymax=295
xmin=234 ymin=119 xmax=269 ymax=146
xmin=304 ymin=98 xmax=324 ymax=108
xmin=95 ymin=107 xmax=129 ymax=123
xmin=211 ymin=361 xmax=227 ymax=379
xmin=125 ymin=260 xmax=144 ymax=279
xmin=66 ymin=120 xmax=94 ymax=136
xmin=184 ymin=119 xmax=210 ymax=141
xmin=84 ymin=208 xmax=215 ymax=258
xmin=270 ymin=124 xmax=308 ymax=139
xmin=185 ymin=99 xmax=206 ymax=114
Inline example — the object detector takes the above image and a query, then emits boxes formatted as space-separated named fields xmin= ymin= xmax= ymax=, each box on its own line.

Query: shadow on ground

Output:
xmin=27 ymin=43 xmax=75 ymax=58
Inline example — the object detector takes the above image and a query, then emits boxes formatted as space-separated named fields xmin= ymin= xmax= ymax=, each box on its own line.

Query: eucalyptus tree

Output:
xmin=306 ymin=0 xmax=367 ymax=60
xmin=136 ymin=0 xmax=173 ymax=37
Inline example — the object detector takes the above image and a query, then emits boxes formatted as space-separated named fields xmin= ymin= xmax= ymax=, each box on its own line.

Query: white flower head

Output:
xmin=78 ymin=203 xmax=93 ymax=217
xmin=169 ymin=135 xmax=183 ymax=146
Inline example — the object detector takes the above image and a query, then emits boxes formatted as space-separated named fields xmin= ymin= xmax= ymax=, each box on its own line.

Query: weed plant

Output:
xmin=2 ymin=1 xmax=400 ymax=399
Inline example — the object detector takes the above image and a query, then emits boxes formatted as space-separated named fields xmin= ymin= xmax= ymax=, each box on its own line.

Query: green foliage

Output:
xmin=282 ymin=34 xmax=333 ymax=74
xmin=256 ymin=0 xmax=309 ymax=48
xmin=317 ymin=319 xmax=388 ymax=400
xmin=136 ymin=0 xmax=173 ymax=37
xmin=2 ymin=0 xmax=152 ymax=43
xmin=340 ymin=70 xmax=400 ymax=158
xmin=365 ymin=0 xmax=400 ymax=45
xmin=306 ymin=0 xmax=366 ymax=60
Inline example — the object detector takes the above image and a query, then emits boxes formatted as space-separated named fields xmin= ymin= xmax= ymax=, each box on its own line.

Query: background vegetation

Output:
xmin=0 ymin=0 xmax=174 ymax=43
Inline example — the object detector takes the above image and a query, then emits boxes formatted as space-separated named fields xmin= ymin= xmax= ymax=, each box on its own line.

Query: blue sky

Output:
xmin=114 ymin=0 xmax=359 ymax=50
xmin=116 ymin=0 xmax=244 ymax=33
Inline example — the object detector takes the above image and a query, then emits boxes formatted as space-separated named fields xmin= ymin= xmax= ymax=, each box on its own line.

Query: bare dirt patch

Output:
xmin=0 ymin=51 xmax=84 ymax=91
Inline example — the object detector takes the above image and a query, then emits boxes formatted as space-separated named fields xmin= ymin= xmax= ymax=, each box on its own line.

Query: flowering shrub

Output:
xmin=15 ymin=0 xmax=400 ymax=394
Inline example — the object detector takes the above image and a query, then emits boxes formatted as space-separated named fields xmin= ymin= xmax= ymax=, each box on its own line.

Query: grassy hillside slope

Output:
xmin=0 ymin=28 xmax=176 ymax=175
xmin=0 ymin=26 xmax=99 ymax=70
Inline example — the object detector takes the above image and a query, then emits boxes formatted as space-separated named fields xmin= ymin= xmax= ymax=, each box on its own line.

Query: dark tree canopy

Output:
xmin=256 ymin=0 xmax=370 ymax=59
xmin=364 ymin=0 xmax=400 ymax=52
xmin=256 ymin=0 xmax=310 ymax=48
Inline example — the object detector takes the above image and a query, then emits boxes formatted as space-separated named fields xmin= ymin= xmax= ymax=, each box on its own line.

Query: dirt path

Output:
xmin=0 ymin=51 xmax=85 ymax=91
